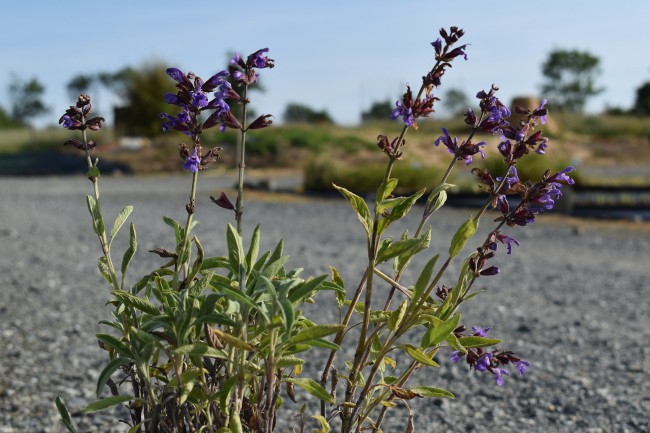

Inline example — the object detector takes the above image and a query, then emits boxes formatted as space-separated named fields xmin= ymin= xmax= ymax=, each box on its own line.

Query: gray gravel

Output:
xmin=1 ymin=174 xmax=649 ymax=433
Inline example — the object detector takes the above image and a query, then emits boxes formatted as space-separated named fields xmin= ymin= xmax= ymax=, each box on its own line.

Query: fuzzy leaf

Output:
xmin=333 ymin=184 xmax=372 ymax=235
xmin=112 ymin=290 xmax=158 ymax=315
xmin=286 ymin=324 xmax=343 ymax=346
xmin=387 ymin=301 xmax=408 ymax=331
xmin=376 ymin=237 xmax=424 ymax=264
xmin=421 ymin=314 xmax=461 ymax=348
xmin=412 ymin=254 xmax=439 ymax=302
xmin=425 ymin=183 xmax=454 ymax=215
xmin=394 ymin=227 xmax=431 ymax=274
xmin=449 ymin=217 xmax=478 ymax=259
xmin=445 ymin=333 xmax=467 ymax=354
xmin=96 ymin=357 xmax=131 ymax=397
xmin=399 ymin=344 xmax=440 ymax=367
xmin=98 ymin=256 xmax=113 ymax=285
xmin=457 ymin=336 xmax=502 ymax=348
xmin=246 ymin=224 xmax=261 ymax=274
xmin=121 ymin=223 xmax=137 ymax=275
xmin=285 ymin=378 xmax=335 ymax=403
xmin=84 ymin=395 xmax=135 ymax=413
xmin=110 ymin=205 xmax=133 ymax=239
xmin=411 ymin=386 xmax=454 ymax=399
xmin=55 ymin=397 xmax=79 ymax=433
xmin=174 ymin=343 xmax=228 ymax=358
xmin=226 ymin=224 xmax=246 ymax=273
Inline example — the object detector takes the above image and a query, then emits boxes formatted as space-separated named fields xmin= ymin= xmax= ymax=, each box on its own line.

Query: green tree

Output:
xmin=110 ymin=62 xmax=176 ymax=137
xmin=442 ymin=88 xmax=470 ymax=116
xmin=541 ymin=49 xmax=603 ymax=113
xmin=66 ymin=73 xmax=96 ymax=100
xmin=0 ymin=106 xmax=22 ymax=128
xmin=361 ymin=100 xmax=393 ymax=122
xmin=283 ymin=103 xmax=333 ymax=124
xmin=8 ymin=76 xmax=50 ymax=127
xmin=633 ymin=81 xmax=650 ymax=116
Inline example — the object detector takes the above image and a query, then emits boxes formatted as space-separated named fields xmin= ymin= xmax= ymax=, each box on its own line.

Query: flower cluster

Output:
xmin=434 ymin=127 xmax=487 ymax=166
xmin=450 ymin=326 xmax=530 ymax=386
xmin=160 ymin=68 xmax=240 ymax=136
xmin=390 ymin=85 xmax=438 ymax=128
xmin=475 ymin=165 xmax=575 ymax=227
xmin=229 ymin=48 xmax=274 ymax=85
xmin=177 ymin=142 xmax=222 ymax=173
xmin=59 ymin=95 xmax=104 ymax=150
xmin=425 ymin=26 xmax=468 ymax=88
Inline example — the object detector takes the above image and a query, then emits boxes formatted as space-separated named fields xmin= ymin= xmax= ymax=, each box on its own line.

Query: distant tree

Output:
xmin=0 ymin=106 xmax=22 ymax=128
xmin=8 ymin=76 xmax=50 ymax=127
xmin=97 ymin=68 xmax=133 ymax=101
xmin=66 ymin=73 xmax=96 ymax=100
xmin=111 ymin=62 xmax=176 ymax=137
xmin=541 ymin=49 xmax=603 ymax=113
xmin=442 ymin=88 xmax=470 ymax=116
xmin=361 ymin=100 xmax=393 ymax=122
xmin=283 ymin=103 xmax=333 ymax=124
xmin=633 ymin=81 xmax=650 ymax=116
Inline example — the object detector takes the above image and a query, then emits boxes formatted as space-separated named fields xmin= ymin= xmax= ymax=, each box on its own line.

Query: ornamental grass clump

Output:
xmin=56 ymin=27 xmax=573 ymax=433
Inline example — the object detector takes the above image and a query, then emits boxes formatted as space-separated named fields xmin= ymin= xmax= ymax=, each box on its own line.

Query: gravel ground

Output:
xmin=1 ymin=174 xmax=649 ymax=433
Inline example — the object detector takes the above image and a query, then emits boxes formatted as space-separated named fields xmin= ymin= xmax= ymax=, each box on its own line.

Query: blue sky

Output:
xmin=1 ymin=1 xmax=649 ymax=127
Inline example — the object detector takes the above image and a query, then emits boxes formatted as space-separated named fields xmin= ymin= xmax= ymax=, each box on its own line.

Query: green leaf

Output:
xmin=425 ymin=183 xmax=454 ymax=215
xmin=87 ymin=165 xmax=100 ymax=180
xmin=163 ymin=216 xmax=183 ymax=245
xmin=276 ymin=355 xmax=305 ymax=368
xmin=311 ymin=415 xmax=331 ymax=433
xmin=174 ymin=343 xmax=228 ymax=358
xmin=398 ymin=344 xmax=439 ymax=367
xmin=333 ymin=184 xmax=372 ymax=235
xmin=209 ymin=329 xmax=256 ymax=351
xmin=445 ymin=333 xmax=467 ymax=354
xmin=55 ymin=397 xmax=79 ymax=433
xmin=387 ymin=188 xmax=426 ymax=222
xmin=394 ymin=227 xmax=431 ymax=275
xmin=96 ymin=334 xmax=132 ymax=358
xmin=421 ymin=314 xmax=461 ymax=348
xmin=448 ymin=216 xmax=478 ymax=259
xmin=96 ymin=357 xmax=131 ymax=397
xmin=376 ymin=177 xmax=399 ymax=202
xmin=412 ymin=254 xmax=439 ymax=302
xmin=286 ymin=324 xmax=343 ymax=346
xmin=110 ymin=205 xmax=133 ymax=239
xmin=287 ymin=275 xmax=328 ymax=304
xmin=376 ymin=237 xmax=424 ymax=264
xmin=112 ymin=290 xmax=158 ymax=315
xmin=285 ymin=378 xmax=335 ymax=404
xmin=86 ymin=195 xmax=105 ymax=236
xmin=200 ymin=256 xmax=230 ymax=271
xmin=246 ymin=224 xmax=261 ymax=274
xmin=83 ymin=395 xmax=135 ymax=413
xmin=279 ymin=298 xmax=296 ymax=339
xmin=457 ymin=336 xmax=502 ymax=348
xmin=226 ymin=224 xmax=246 ymax=273
xmin=121 ymin=223 xmax=137 ymax=276
xmin=98 ymin=256 xmax=113 ymax=285
xmin=411 ymin=386 xmax=454 ymax=399
xmin=387 ymin=301 xmax=408 ymax=331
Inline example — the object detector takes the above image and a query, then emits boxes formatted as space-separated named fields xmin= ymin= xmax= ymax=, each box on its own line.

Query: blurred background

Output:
xmin=0 ymin=1 xmax=649 ymax=218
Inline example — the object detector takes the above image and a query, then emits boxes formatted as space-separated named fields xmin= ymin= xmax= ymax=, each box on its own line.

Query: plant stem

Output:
xmin=235 ymin=84 xmax=249 ymax=235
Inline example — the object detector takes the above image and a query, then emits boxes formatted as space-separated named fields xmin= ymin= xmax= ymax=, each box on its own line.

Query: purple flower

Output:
xmin=475 ymin=353 xmax=493 ymax=372
xmin=450 ymin=351 xmax=464 ymax=363
xmin=190 ymin=91 xmax=208 ymax=108
xmin=434 ymin=128 xmax=457 ymax=153
xmin=163 ymin=92 xmax=180 ymax=105
xmin=472 ymin=326 xmax=492 ymax=337
xmin=515 ymin=360 xmax=531 ymax=376
xmin=535 ymin=140 xmax=548 ymax=155
xmin=391 ymin=101 xmax=414 ymax=126
xmin=166 ymin=67 xmax=185 ymax=83
xmin=250 ymin=48 xmax=272 ymax=68
xmin=230 ymin=52 xmax=241 ymax=65
xmin=536 ymin=99 xmax=548 ymax=124
xmin=431 ymin=38 xmax=442 ymax=55
xmin=61 ymin=115 xmax=74 ymax=129
xmin=496 ymin=234 xmax=519 ymax=254
xmin=494 ymin=368 xmax=510 ymax=386
xmin=548 ymin=166 xmax=575 ymax=186
xmin=183 ymin=148 xmax=200 ymax=173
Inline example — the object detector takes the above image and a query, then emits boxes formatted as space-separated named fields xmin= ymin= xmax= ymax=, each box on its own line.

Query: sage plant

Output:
xmin=55 ymin=27 xmax=574 ymax=433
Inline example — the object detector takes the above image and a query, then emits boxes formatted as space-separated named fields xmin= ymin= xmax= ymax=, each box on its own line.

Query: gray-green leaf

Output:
xmin=285 ymin=378 xmax=335 ymax=403
xmin=448 ymin=217 xmax=478 ymax=259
